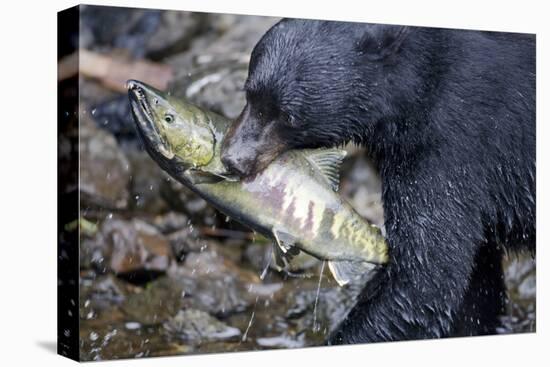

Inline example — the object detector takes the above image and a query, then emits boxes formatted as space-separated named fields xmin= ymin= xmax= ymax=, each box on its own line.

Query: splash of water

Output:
xmin=312 ymin=261 xmax=325 ymax=332
xmin=242 ymin=296 xmax=260 ymax=343
xmin=259 ymin=247 xmax=272 ymax=281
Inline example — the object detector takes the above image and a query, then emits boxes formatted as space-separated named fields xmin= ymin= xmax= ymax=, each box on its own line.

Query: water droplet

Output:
xmin=242 ymin=311 xmax=255 ymax=342
xmin=125 ymin=322 xmax=141 ymax=330
xmin=91 ymin=108 xmax=97 ymax=116
xmin=312 ymin=261 xmax=325 ymax=333
xmin=89 ymin=331 xmax=99 ymax=341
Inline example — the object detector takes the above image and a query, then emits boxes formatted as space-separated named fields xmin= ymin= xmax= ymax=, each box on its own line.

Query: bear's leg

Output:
xmin=327 ymin=196 xmax=482 ymax=344
xmin=452 ymin=242 xmax=505 ymax=336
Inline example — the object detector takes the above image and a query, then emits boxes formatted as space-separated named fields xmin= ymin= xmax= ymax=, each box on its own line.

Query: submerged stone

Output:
xmin=164 ymin=309 xmax=241 ymax=342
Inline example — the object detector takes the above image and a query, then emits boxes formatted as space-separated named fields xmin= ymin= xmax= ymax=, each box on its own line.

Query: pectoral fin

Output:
xmin=272 ymin=243 xmax=289 ymax=269
xmin=328 ymin=260 xmax=378 ymax=286
xmin=184 ymin=169 xmax=239 ymax=185
xmin=207 ymin=171 xmax=239 ymax=182
xmin=272 ymin=227 xmax=300 ymax=256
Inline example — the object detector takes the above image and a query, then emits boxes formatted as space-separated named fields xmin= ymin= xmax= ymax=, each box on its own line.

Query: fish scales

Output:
xmin=127 ymin=80 xmax=389 ymax=286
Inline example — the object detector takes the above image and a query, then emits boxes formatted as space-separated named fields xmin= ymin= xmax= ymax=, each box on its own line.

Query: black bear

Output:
xmin=220 ymin=19 xmax=536 ymax=343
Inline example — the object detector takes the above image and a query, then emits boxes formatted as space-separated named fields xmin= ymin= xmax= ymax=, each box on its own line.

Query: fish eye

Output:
xmin=164 ymin=114 xmax=175 ymax=124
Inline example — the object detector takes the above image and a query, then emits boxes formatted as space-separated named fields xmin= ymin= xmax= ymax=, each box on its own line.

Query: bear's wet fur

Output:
xmin=221 ymin=20 xmax=535 ymax=343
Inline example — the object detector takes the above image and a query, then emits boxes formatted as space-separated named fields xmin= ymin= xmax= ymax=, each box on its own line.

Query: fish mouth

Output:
xmin=127 ymin=80 xmax=174 ymax=160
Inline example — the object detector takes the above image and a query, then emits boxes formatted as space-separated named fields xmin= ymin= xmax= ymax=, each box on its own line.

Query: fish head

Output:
xmin=127 ymin=79 xmax=215 ymax=169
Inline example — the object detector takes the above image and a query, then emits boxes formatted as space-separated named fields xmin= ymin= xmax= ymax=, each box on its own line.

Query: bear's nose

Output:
xmin=221 ymin=152 xmax=251 ymax=177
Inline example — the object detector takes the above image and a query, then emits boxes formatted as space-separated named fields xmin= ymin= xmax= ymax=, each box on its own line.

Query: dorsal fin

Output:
xmin=303 ymin=149 xmax=347 ymax=191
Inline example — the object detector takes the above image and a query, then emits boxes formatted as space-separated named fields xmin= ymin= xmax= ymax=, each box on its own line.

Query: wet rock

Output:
xmin=120 ymin=246 xmax=264 ymax=324
xmin=81 ymin=6 xmax=211 ymax=60
xmin=205 ymin=240 xmax=244 ymax=264
xmin=80 ymin=235 xmax=108 ymax=270
xmin=256 ymin=333 xmax=306 ymax=349
xmin=159 ymin=177 xmax=217 ymax=225
xmin=152 ymin=211 xmax=190 ymax=234
xmin=501 ymin=254 xmax=536 ymax=333
xmin=518 ymin=275 xmax=536 ymax=300
xmin=145 ymin=11 xmax=208 ymax=60
xmin=124 ymin=321 xmax=142 ymax=330
xmin=247 ymin=282 xmax=284 ymax=298
xmin=168 ymin=249 xmax=262 ymax=316
xmin=80 ymin=113 xmax=131 ymax=209
xmin=122 ymin=277 xmax=185 ymax=325
xmin=79 ymin=274 xmax=131 ymax=320
xmin=340 ymin=153 xmax=384 ymax=228
xmin=80 ymin=6 xmax=162 ymax=57
xmin=90 ymin=95 xmax=136 ymax=139
xmin=169 ymin=14 xmax=278 ymax=72
xmin=87 ymin=218 xmax=174 ymax=275
xmin=80 ymin=78 xmax=119 ymax=108
xmin=109 ymin=219 xmax=172 ymax=274
xmin=243 ymin=242 xmax=272 ymax=271
xmin=167 ymin=228 xmax=203 ymax=261
xmin=164 ymin=309 xmax=241 ymax=342
xmin=126 ymin=145 xmax=170 ymax=213
xmin=122 ymin=276 xmax=182 ymax=321
xmin=284 ymin=278 xmax=363 ymax=337
xmin=79 ymin=321 xmax=183 ymax=361
xmin=181 ymin=67 xmax=249 ymax=119
xmin=182 ymin=250 xmax=257 ymax=283
xmin=168 ymin=16 xmax=279 ymax=119
xmin=178 ymin=273 xmax=253 ymax=316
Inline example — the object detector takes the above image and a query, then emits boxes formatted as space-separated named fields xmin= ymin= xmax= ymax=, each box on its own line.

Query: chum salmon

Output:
xmin=127 ymin=79 xmax=388 ymax=285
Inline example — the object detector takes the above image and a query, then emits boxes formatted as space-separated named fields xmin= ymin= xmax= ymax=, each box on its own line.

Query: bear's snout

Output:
xmin=220 ymin=149 xmax=253 ymax=177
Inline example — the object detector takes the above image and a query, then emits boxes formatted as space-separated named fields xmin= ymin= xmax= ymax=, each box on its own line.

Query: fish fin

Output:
xmin=203 ymin=169 xmax=240 ymax=182
xmin=328 ymin=260 xmax=377 ymax=287
xmin=272 ymin=227 xmax=300 ymax=257
xmin=271 ymin=244 xmax=312 ymax=279
xmin=184 ymin=169 xmax=239 ymax=184
xmin=303 ymin=149 xmax=347 ymax=191
xmin=271 ymin=243 xmax=289 ymax=269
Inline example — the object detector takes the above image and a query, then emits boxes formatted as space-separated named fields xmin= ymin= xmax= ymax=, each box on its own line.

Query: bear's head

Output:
xmin=221 ymin=19 xmax=413 ymax=177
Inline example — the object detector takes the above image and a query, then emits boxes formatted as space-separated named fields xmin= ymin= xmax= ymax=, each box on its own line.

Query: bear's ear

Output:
xmin=358 ymin=25 xmax=410 ymax=60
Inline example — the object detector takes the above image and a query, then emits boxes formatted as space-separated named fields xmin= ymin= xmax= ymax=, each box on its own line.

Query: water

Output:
xmin=241 ymin=310 xmax=255 ymax=343
xmin=259 ymin=247 xmax=272 ymax=281
xmin=312 ymin=261 xmax=325 ymax=333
